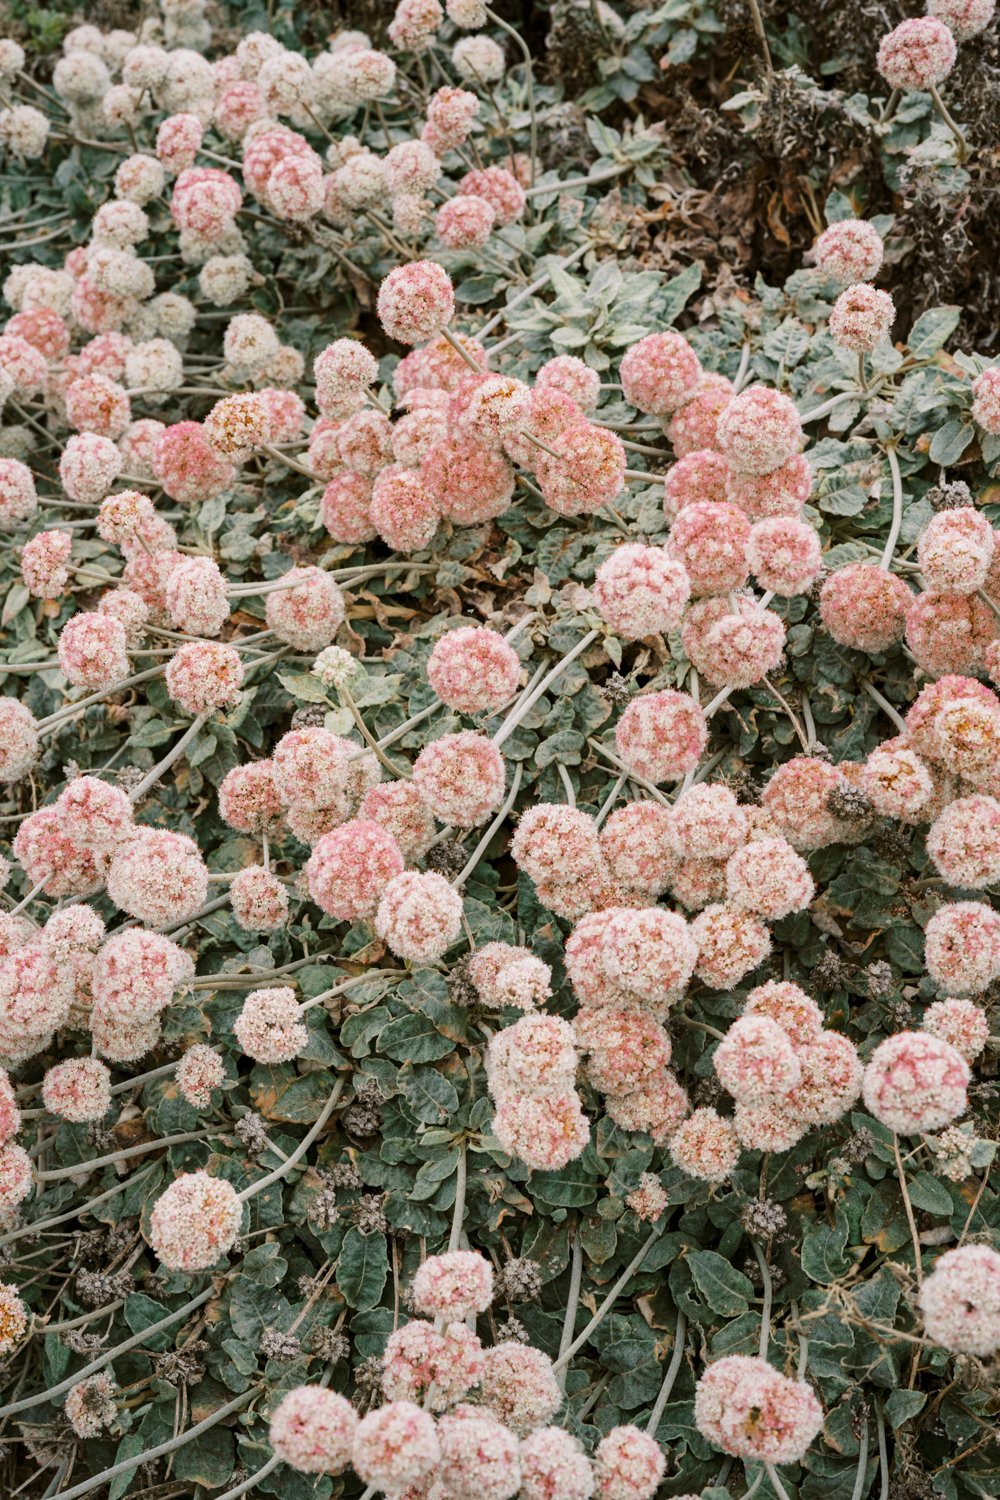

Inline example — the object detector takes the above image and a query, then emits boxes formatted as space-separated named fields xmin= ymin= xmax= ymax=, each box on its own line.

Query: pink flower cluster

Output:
xmin=694 ymin=1355 xmax=823 ymax=1462
xmin=489 ymin=1013 xmax=589 ymax=1169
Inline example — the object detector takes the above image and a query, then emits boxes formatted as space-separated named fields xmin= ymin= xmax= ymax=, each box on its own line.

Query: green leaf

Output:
xmin=907 ymin=305 xmax=961 ymax=358
xmin=336 ymin=1226 xmax=389 ymax=1311
xmin=660 ymin=262 xmax=701 ymax=326
xmin=378 ymin=1012 xmax=455 ymax=1063
xmin=886 ymin=1389 xmax=926 ymax=1428
xmin=906 ymin=1171 xmax=954 ymax=1216
xmin=687 ymin=1250 xmax=753 ymax=1316
xmin=277 ymin=672 xmax=331 ymax=704
xmin=928 ymin=419 xmax=974 ymax=466
xmin=801 ymin=1210 xmax=851 ymax=1283
xmin=397 ymin=1064 xmax=460 ymax=1125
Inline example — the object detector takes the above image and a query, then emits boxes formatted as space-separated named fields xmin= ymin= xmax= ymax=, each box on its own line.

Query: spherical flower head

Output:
xmin=907 ymin=675 xmax=998 ymax=758
xmin=907 ymin=589 xmax=998 ymax=677
xmin=918 ymin=507 xmax=995 ymax=595
xmin=576 ymin=1007 xmax=671 ymax=1094
xmin=512 ymin=804 xmax=603 ymax=886
xmin=605 ymin=1072 xmax=689 ymax=1143
xmin=593 ymin=1425 xmax=665 ymax=1500
xmin=266 ymin=567 xmax=345 ymax=652
xmin=433 ymin=193 xmax=495 ymax=249
xmin=619 ymin=332 xmax=701 ymax=418
xmin=692 ymin=902 xmax=772 ymax=991
xmin=0 ymin=699 xmax=39 ymax=785
xmin=819 ymin=562 xmax=912 ymax=654
xmin=219 ymin=760 xmax=282 ymax=833
xmin=925 ymin=899 xmax=1000 ymax=994
xmin=668 ymin=784 xmax=747 ymax=862
xmin=787 ymin=1030 xmax=863 ymax=1125
xmin=813 ymin=219 xmax=884 ymax=286
xmin=599 ymin=803 xmax=676 ymax=898
xmin=272 ymin=726 xmax=351 ymax=814
xmin=0 ymin=1141 xmax=34 ymax=1207
xmin=41 ymin=1057 xmax=111 ymax=1123
xmin=478 ymin=1342 xmax=561 ymax=1435
xmin=233 ymin=986 xmax=307 ymax=1063
xmin=0 ymin=1282 xmax=27 ymax=1356
xmin=624 ymin=1171 xmax=669 ymax=1224
xmin=0 ymin=457 xmax=38 ymax=527
xmin=458 ymin=165 xmax=527 ymax=223
xmin=670 ymin=1106 xmax=741 ymax=1183
xmin=738 ymin=981 xmax=821 ymax=1048
xmin=314 ymin=338 xmax=378 ymax=420
xmin=148 ymin=1170 xmax=241 ymax=1270
xmin=457 ymin=374 xmax=531 ymax=450
xmin=269 ymin=1386 xmax=358 ymax=1474
xmin=603 ymin=906 xmax=698 ymax=1002
xmin=928 ymin=0 xmax=995 ymax=38
xmin=91 ymin=928 xmax=191 ymax=1024
xmin=376 ymin=870 xmax=463 ymax=962
xmin=152 ymin=420 xmax=235 ymax=504
xmin=385 ymin=1321 xmax=484 ymax=1412
xmin=352 ymin=1401 xmax=440 ymax=1490
xmin=203 ymin=392 xmax=270 ymax=462
xmin=413 ymin=731 xmax=505 ymax=826
xmin=176 ymin=1044 xmax=226 ymax=1109
xmin=58 ymin=611 xmax=129 ymax=691
xmin=725 ymin=835 xmax=814 ymax=919
xmin=97 ymin=490 xmax=157 ymax=548
xmin=592 ymin=543 xmax=690 ymax=639
xmin=503 ymin=387 xmax=583 ymax=472
xmin=713 ymin=1014 xmax=801 ymax=1105
xmin=436 ymin=1407 xmax=521 ymax=1500
xmin=377 ymin=260 xmax=455 ymax=345
xmin=230 ymin=865 xmax=289 ymax=932
xmin=919 ymin=1244 xmax=1000 ymax=1355
xmin=370 ymin=464 xmax=441 ymax=550
xmin=927 ymin=793 xmax=1000 ymax=887
xmin=717 ymin=385 xmax=803 ymax=477
xmin=353 ymin=782 xmax=432 ymax=864
xmin=163 ymin=556 xmax=229 ymax=638
xmin=664 ymin=373 xmax=735 ymax=458
xmin=922 ymin=996 xmax=988 ymax=1061
xmin=320 ymin=472 xmax=376 ymax=545
xmin=11 ymin=806 xmax=99 ymax=901
xmin=520 ymin=1427 xmax=594 ymax=1500
xmin=862 ymin=738 xmax=934 ymax=820
xmin=426 ymin=626 xmax=520 ymax=715
xmin=306 ymin=820 xmax=405 ymax=923
xmin=862 ymin=1030 xmax=969 ymax=1133
xmin=331 ymin=409 xmax=395 ymax=478
xmin=535 ymin=355 xmax=601 ymax=413
xmin=877 ymin=16 xmax=956 ymax=89
xmin=164 ymin=640 xmax=243 ymax=717
xmin=64 ymin=1372 xmax=117 ymax=1439
xmin=615 ymin=689 xmax=707 ymax=784
xmin=21 ymin=529 xmax=72 ymax=599
xmin=155 ymin=111 xmax=203 ymax=173
xmin=694 ymin=1356 xmax=823 ymax=1463
xmin=535 ymin=423 xmax=626 ymax=516
xmin=725 ymin=453 xmax=813 ymax=523
xmin=171 ymin=166 xmax=243 ymax=240
xmin=453 ymin=33 xmax=505 ymax=80
xmin=701 ymin=605 xmax=786 ymax=690
xmin=91 ymin=1009 xmax=161 ymax=1063
xmin=65 ymin=373 xmax=131 ymax=440
xmin=0 ymin=331 xmax=46 ymax=398
xmin=667 ymin=500 xmax=750 ymax=597
xmin=489 ymin=1014 xmax=578 ymax=1098
xmin=57 ymin=775 xmax=134 ymax=859
xmin=60 ymin=432 xmax=121 ymax=503
xmin=971 ymin=366 xmax=1000 ymax=435
xmin=747 ymin=515 xmax=823 ymax=597
xmin=829 ymin=283 xmax=895 ymax=353
xmin=107 ymin=829 xmax=209 ymax=926
xmin=492 ymin=1089 xmax=590 ymax=1168
xmin=0 ymin=1068 xmax=21 ymax=1148
xmin=420 ymin=438 xmax=513 ymax=526
xmin=467 ymin=942 xmax=552 ymax=1011
xmin=761 ymin=756 xmax=852 ymax=852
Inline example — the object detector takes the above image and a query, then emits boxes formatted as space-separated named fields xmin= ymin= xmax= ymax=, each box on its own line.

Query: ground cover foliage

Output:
xmin=0 ymin=3 xmax=998 ymax=1500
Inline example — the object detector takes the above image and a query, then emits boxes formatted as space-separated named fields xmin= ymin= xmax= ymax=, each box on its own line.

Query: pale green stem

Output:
xmin=485 ymin=7 xmax=537 ymax=187
xmin=0 ymin=1284 xmax=216 ymax=1417
xmin=53 ymin=1388 xmax=257 ymax=1500
xmin=128 ymin=711 xmax=211 ymax=803
xmin=33 ymin=1129 xmax=219 ymax=1183
xmin=453 ymin=762 xmax=524 ymax=887
xmin=646 ymin=1307 xmax=687 ymax=1434
xmin=552 ymin=1225 xmax=663 ymax=1372
xmin=237 ymin=1079 xmax=343 ymax=1202
xmin=751 ymin=1238 xmax=773 ymax=1360
xmin=341 ymin=683 xmax=411 ymax=779
xmin=861 ymin=680 xmax=907 ymax=733
xmin=557 ymin=1231 xmax=584 ymax=1387
xmin=493 ymin=631 xmax=598 ymax=748
xmin=894 ymin=1132 xmax=923 ymax=1287
xmin=881 ymin=445 xmax=904 ymax=570
xmin=449 ymin=1141 xmax=467 ymax=1252
xmin=476 ymin=240 xmax=593 ymax=339
xmin=850 ymin=1412 xmax=870 ymax=1500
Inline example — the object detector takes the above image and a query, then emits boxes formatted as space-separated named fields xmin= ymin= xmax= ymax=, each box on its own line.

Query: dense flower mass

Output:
xmin=0 ymin=11 xmax=997 ymax=1496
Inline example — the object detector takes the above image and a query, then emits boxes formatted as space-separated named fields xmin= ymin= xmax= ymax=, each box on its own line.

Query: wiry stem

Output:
xmin=552 ymin=1225 xmax=663 ymax=1372
xmin=449 ymin=1140 xmax=467 ymax=1252
xmin=894 ymin=1132 xmax=924 ymax=1287
xmin=129 ymin=711 xmax=211 ymax=803
xmin=751 ymin=1238 xmax=773 ymax=1360
xmin=646 ymin=1308 xmax=687 ymax=1435
xmin=557 ymin=1231 xmax=584 ymax=1387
